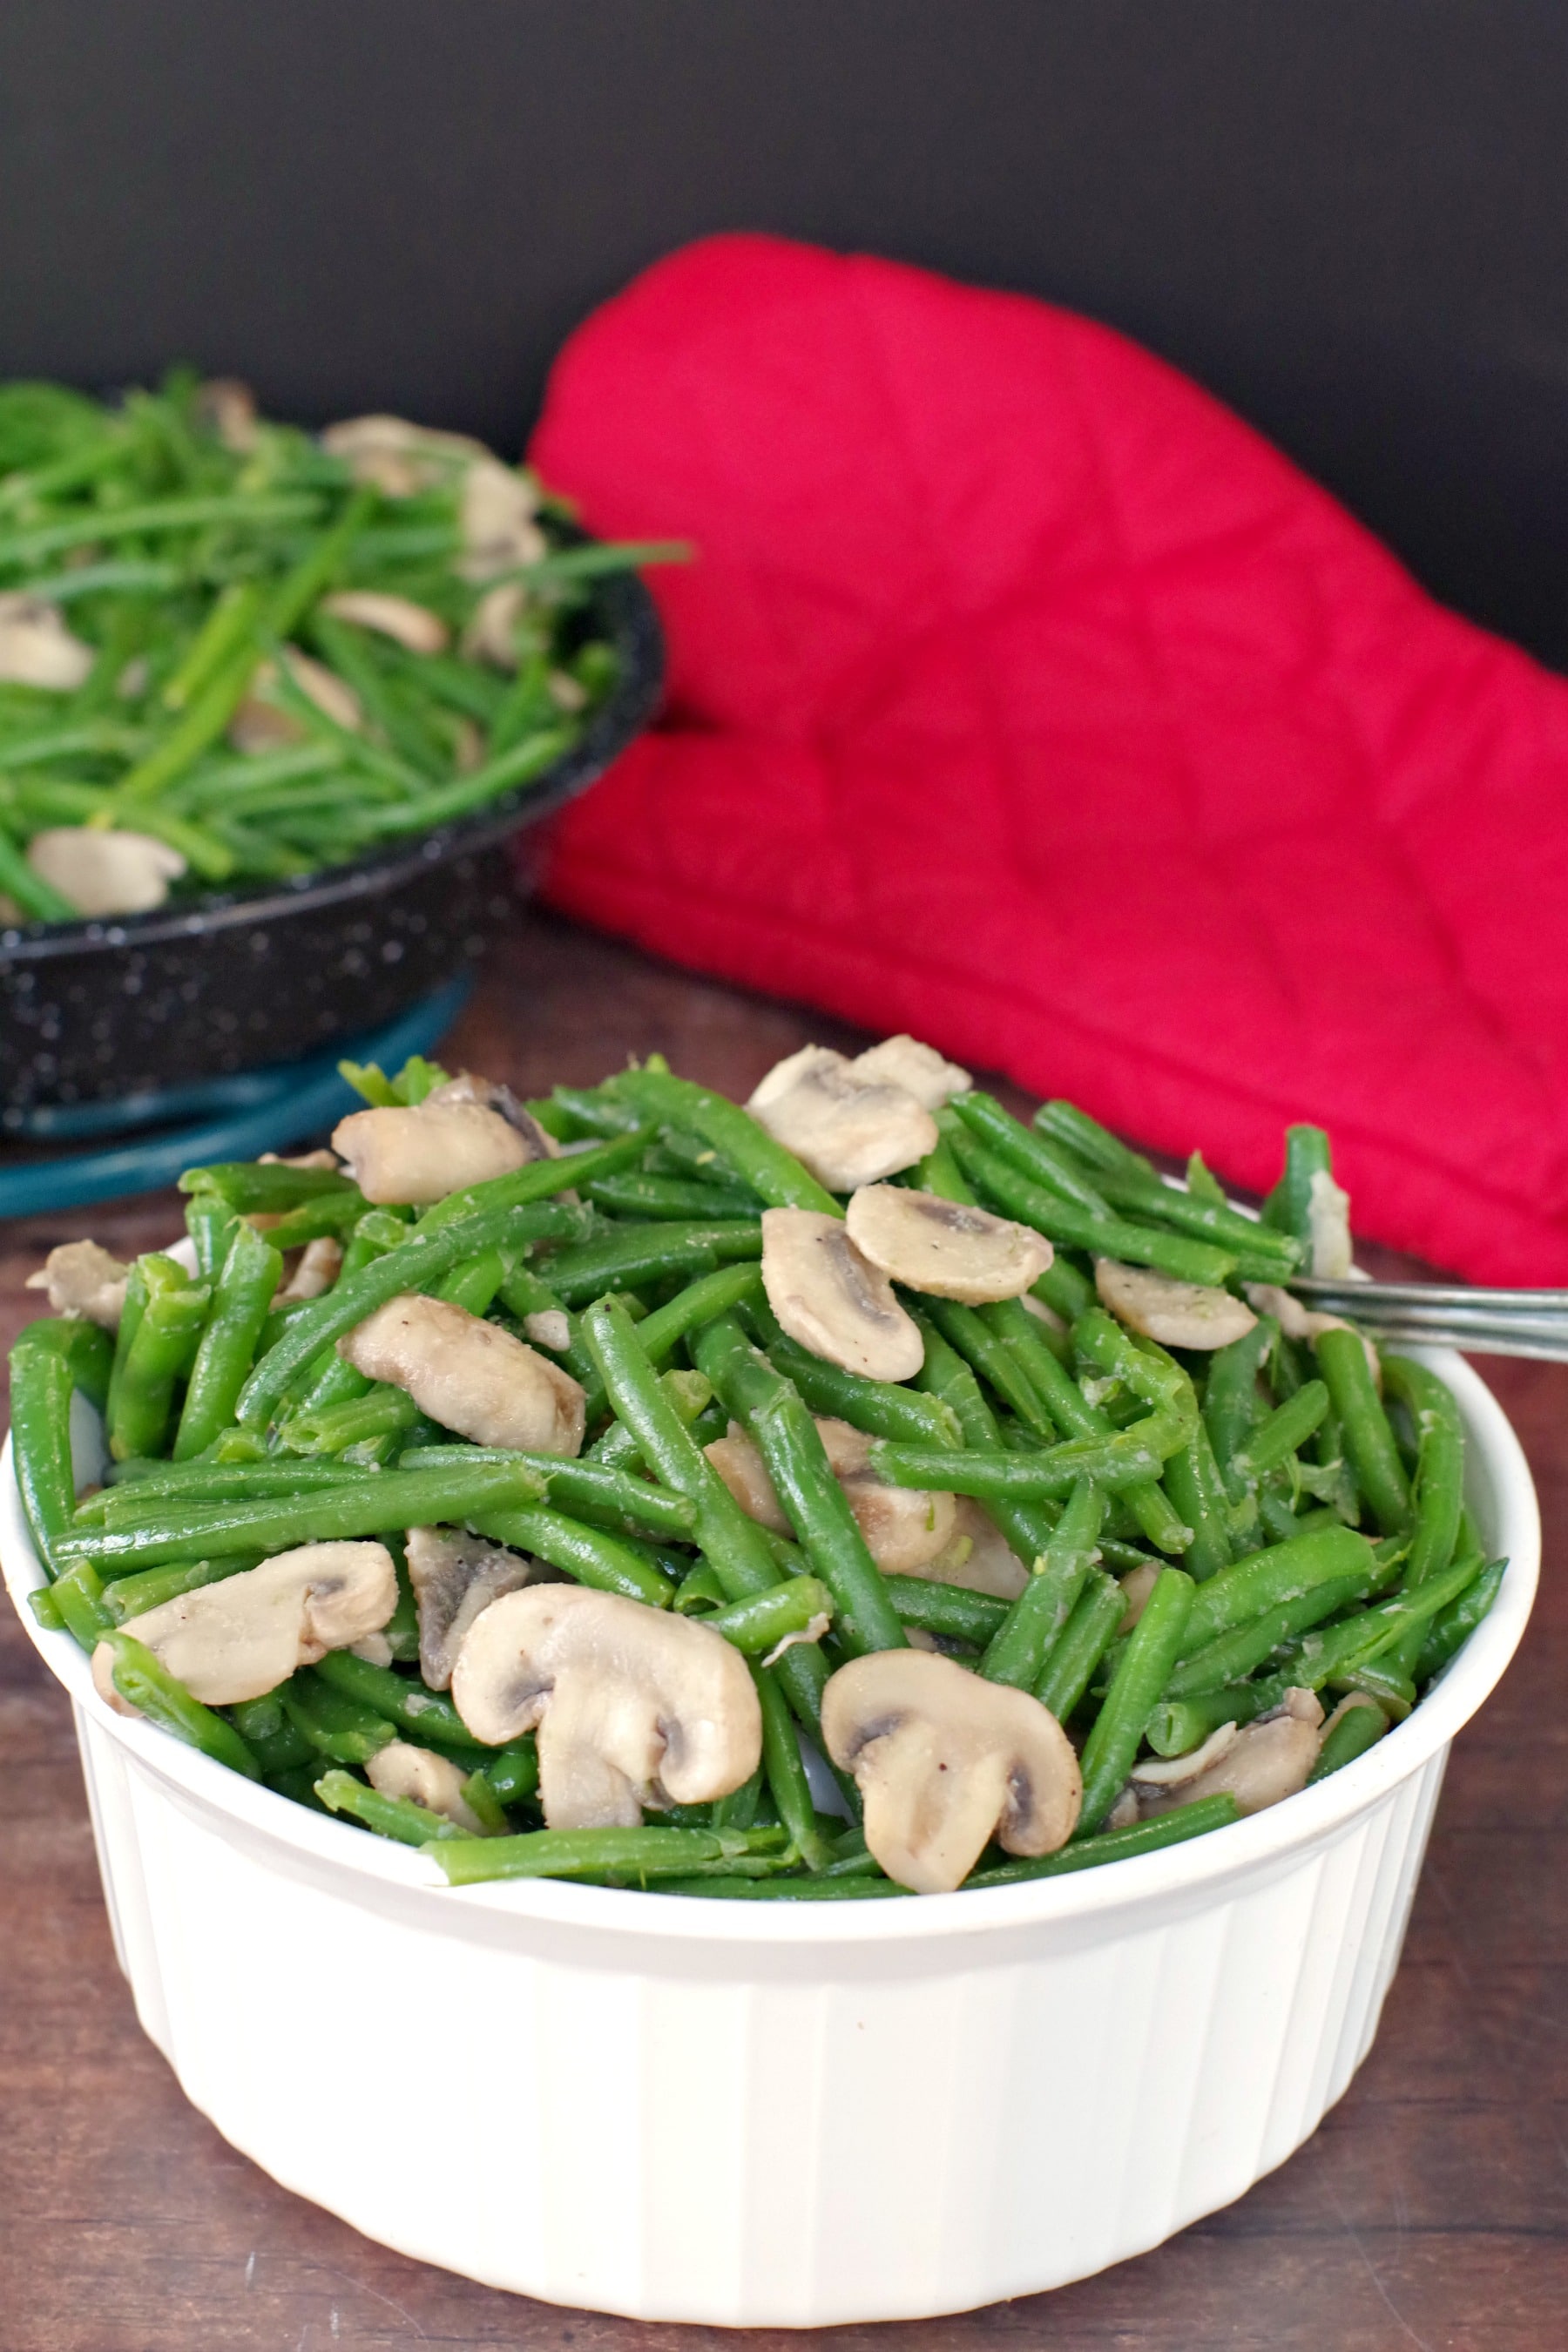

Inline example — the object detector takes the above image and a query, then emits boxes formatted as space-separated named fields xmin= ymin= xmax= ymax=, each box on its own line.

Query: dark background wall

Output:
xmin=3 ymin=2 xmax=1565 ymax=663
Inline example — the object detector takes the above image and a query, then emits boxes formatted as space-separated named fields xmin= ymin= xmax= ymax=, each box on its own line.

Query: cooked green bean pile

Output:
xmin=10 ymin=1036 xmax=1504 ymax=1897
xmin=0 ymin=375 xmax=680 ymax=924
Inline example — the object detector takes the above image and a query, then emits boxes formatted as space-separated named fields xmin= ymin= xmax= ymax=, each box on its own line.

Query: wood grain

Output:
xmin=3 ymin=907 xmax=1565 ymax=2352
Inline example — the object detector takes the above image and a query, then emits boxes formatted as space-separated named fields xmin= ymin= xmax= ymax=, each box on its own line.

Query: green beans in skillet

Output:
xmin=0 ymin=374 xmax=685 ymax=924
xmin=7 ymin=1032 xmax=1504 ymax=1896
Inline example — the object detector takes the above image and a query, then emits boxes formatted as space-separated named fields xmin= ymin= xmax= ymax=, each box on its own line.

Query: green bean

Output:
xmin=257 ymin=1192 xmax=368 ymax=1252
xmin=396 ymin=1445 xmax=694 ymax=1542
xmin=361 ymin=726 xmax=574 ymax=835
xmin=941 ymin=1115 xmax=1237 ymax=1285
xmin=547 ymin=1084 xmax=645 ymax=1139
xmin=980 ymin=1480 xmax=1105 ymax=1690
xmin=96 ymin=1459 xmax=377 ymax=1512
xmin=1260 ymin=1124 xmax=1333 ymax=1246
xmin=909 ymin=1310 xmax=1071 ymax=1573
xmin=1160 ymin=1422 xmax=1236 ymax=1582
xmin=1144 ymin=1682 xmax=1283 ymax=1756
xmin=1377 ymin=1355 xmax=1466 ymax=1679
xmin=49 ymin=1558 xmax=116 ymax=1648
xmin=471 ymin=1740 xmax=542 ymax=1808
xmin=1176 ymin=1524 xmax=1374 ymax=1657
xmin=412 ymin=1131 xmax=645 ymax=1233
xmin=1162 ymin=1567 xmax=1375 ymax=1698
xmin=431 ymin=1823 xmax=780 ymax=1887
xmin=235 ymin=1201 xmax=578 ymax=1426
xmin=699 ymin=1577 xmax=839 ymax=1656
xmin=105 ymin=1265 xmax=150 ymax=1442
xmin=586 ymin=1172 xmax=760 ymax=1221
xmin=280 ymin=1670 xmax=399 ymax=1764
xmin=285 ymin=1385 xmax=419 ymax=1456
xmin=605 ymin=1064 xmax=842 ymax=1215
xmin=0 ymin=824 xmax=78 ymax=919
xmin=0 ymin=490 xmax=323 ymax=574
xmin=310 ymin=1650 xmax=490 ymax=1756
xmin=1077 ymin=1568 xmax=1194 ymax=1831
xmin=918 ymin=1296 xmax=1054 ymax=1434
xmin=968 ymin=1793 xmax=1241 ymax=1885
xmin=1031 ymin=1098 xmax=1155 ymax=1179
xmin=1315 ymin=1328 xmax=1411 ymax=1534
xmin=541 ymin=1219 xmax=761 ymax=1309
xmin=587 ymin=1368 xmax=712 ymax=1465
xmin=100 ymin=1632 xmax=261 ymax=1779
xmin=1202 ymin=1317 xmax=1277 ymax=1492
xmin=109 ymin=1257 xmax=211 ymax=1463
xmin=1233 ymin=1547 xmax=1486 ymax=1703
xmin=1096 ymin=1172 xmax=1300 ymax=1278
xmin=181 ymin=1160 xmax=358 ymax=1213
xmin=101 ymin=1553 xmax=265 ymax=1623
xmin=57 ymin=1459 xmax=546 ymax=1573
xmin=693 ymin=1315 xmax=907 ymax=1655
xmin=314 ymin=1767 xmax=465 ymax=1844
xmin=870 ymin=1423 xmax=1181 ymax=1501
xmin=1326 ymin=1659 xmax=1416 ymax=1716
xmin=948 ymin=1092 xmax=1115 ymax=1215
xmin=466 ymin=1504 xmax=674 ymax=1608
xmin=752 ymin=1659 xmax=830 ymax=1868
xmin=1307 ymin=1700 xmax=1389 ymax=1781
xmin=7 ymin=1337 xmax=79 ymax=1572
xmin=882 ymin=1575 xmax=1010 ymax=1646
xmin=745 ymin=1294 xmax=958 ymax=1445
xmin=672 ymin=1559 xmax=729 ymax=1615
xmin=172 ymin=1220 xmax=281 ymax=1460
xmin=436 ymin=1244 xmax=509 ymax=1317
xmin=1415 ymin=1558 xmax=1505 ymax=1684
xmin=1033 ymin=1570 xmax=1126 ymax=1722
xmin=182 ymin=1192 xmax=236 ymax=1282
xmin=1228 ymin=1381 xmax=1330 ymax=1484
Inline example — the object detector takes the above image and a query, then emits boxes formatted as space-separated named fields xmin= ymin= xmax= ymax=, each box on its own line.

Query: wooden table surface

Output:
xmin=3 ymin=909 xmax=1565 ymax=2352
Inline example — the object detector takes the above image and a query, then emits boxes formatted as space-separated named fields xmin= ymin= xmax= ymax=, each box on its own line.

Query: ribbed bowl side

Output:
xmin=69 ymin=1701 xmax=1448 ymax=2327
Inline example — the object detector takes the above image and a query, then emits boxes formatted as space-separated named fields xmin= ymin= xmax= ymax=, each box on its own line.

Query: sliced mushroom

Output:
xmin=1019 ymin=1291 xmax=1067 ymax=1335
xmin=229 ymin=647 xmax=363 ymax=753
xmin=405 ymin=1524 xmax=537 ymax=1690
xmin=424 ymin=1072 xmax=558 ymax=1160
xmin=1308 ymin=1169 xmax=1354 ymax=1279
xmin=331 ymin=1099 xmax=531 ymax=1205
xmin=821 ymin=1649 xmax=1082 ymax=1894
xmin=26 ymin=827 xmax=186 ymax=917
xmin=366 ymin=1739 xmax=487 ymax=1831
xmin=523 ymin=1308 xmax=571 ymax=1352
xmin=845 ymin=1184 xmax=1053 ymax=1304
xmin=274 ymin=1234 xmax=343 ymax=1304
xmin=450 ymin=1585 xmax=762 ymax=1828
xmin=760 ymin=1207 xmax=924 ymax=1382
xmin=848 ymin=1034 xmax=971 ymax=1110
xmin=704 ymin=1416 xmax=957 ymax=1573
xmin=24 ymin=1238 xmax=131 ymax=1328
xmin=1094 ymin=1258 xmax=1258 ymax=1350
xmin=456 ymin=460 xmax=547 ymax=582
xmin=913 ymin=1498 xmax=1031 ymax=1600
xmin=1245 ymin=1283 xmax=1382 ymax=1385
xmin=748 ymin=1045 xmax=937 ymax=1193
xmin=1142 ymin=1689 xmax=1325 ymax=1818
xmin=339 ymin=1294 xmax=585 ymax=1456
xmin=1115 ymin=1559 xmax=1161 ymax=1632
xmin=0 ymin=593 xmax=95 ymax=690
xmin=92 ymin=1540 xmax=397 ymax=1709
xmin=320 ymin=589 xmax=449 ymax=654
xmin=1130 ymin=1720 xmax=1240 ymax=1790
xmin=321 ymin=413 xmax=490 ymax=498
xmin=461 ymin=580 xmax=530 ymax=669
xmin=192 ymin=377 xmax=259 ymax=452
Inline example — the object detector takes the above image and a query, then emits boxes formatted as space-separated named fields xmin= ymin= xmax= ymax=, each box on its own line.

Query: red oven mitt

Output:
xmin=529 ymin=233 xmax=1568 ymax=1281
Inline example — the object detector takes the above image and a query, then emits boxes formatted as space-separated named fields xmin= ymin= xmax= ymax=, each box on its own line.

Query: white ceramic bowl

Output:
xmin=0 ymin=1347 xmax=1539 ymax=2328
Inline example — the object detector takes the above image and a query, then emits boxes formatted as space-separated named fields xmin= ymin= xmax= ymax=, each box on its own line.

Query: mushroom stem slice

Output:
xmin=26 ymin=827 xmax=186 ymax=917
xmin=1094 ymin=1259 xmax=1258 ymax=1351
xmin=760 ymin=1207 xmax=924 ymax=1382
xmin=449 ymin=1585 xmax=762 ymax=1829
xmin=821 ymin=1649 xmax=1081 ymax=1895
xmin=0 ymin=594 xmax=95 ymax=690
xmin=338 ymin=1294 xmax=585 ymax=1456
xmin=320 ymin=590 xmax=449 ymax=655
xmin=366 ymin=1740 xmax=487 ymax=1832
xmin=94 ymin=1540 xmax=398 ymax=1708
xmin=405 ymin=1524 xmax=537 ymax=1691
xmin=845 ymin=1184 xmax=1053 ymax=1304
xmin=274 ymin=1233 xmax=343 ymax=1304
xmin=25 ymin=1238 xmax=132 ymax=1329
xmin=1307 ymin=1169 xmax=1354 ymax=1279
xmin=848 ymin=1035 xmax=972 ymax=1110
xmin=331 ymin=1100 xmax=531 ymax=1205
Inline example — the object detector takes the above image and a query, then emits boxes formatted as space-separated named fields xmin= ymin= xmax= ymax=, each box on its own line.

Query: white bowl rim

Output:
xmin=1 ymin=1344 xmax=1539 ymax=1952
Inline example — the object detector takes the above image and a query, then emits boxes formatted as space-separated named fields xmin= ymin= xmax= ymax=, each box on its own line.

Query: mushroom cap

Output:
xmin=905 ymin=1497 xmax=1031 ymax=1601
xmin=366 ymin=1740 xmax=486 ymax=1832
xmin=338 ymin=1294 xmax=585 ymax=1456
xmin=25 ymin=1238 xmax=130 ymax=1329
xmin=405 ymin=1524 xmax=537 ymax=1690
xmin=848 ymin=1035 xmax=971 ymax=1111
xmin=95 ymin=1540 xmax=398 ymax=1708
xmin=760 ymin=1207 xmax=924 ymax=1382
xmin=450 ymin=1585 xmax=762 ymax=1829
xmin=330 ymin=1100 xmax=530 ymax=1205
xmin=845 ymin=1184 xmax=1053 ymax=1305
xmin=457 ymin=460 xmax=547 ymax=582
xmin=424 ymin=1072 xmax=559 ymax=1162
xmin=0 ymin=593 xmax=95 ymax=690
xmin=27 ymin=827 xmax=186 ymax=918
xmin=321 ymin=413 xmax=491 ymax=497
xmin=320 ymin=590 xmax=449 ymax=654
xmin=821 ymin=1649 xmax=1082 ymax=1894
xmin=1094 ymin=1258 xmax=1258 ymax=1350
xmin=747 ymin=1045 xmax=938 ymax=1193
